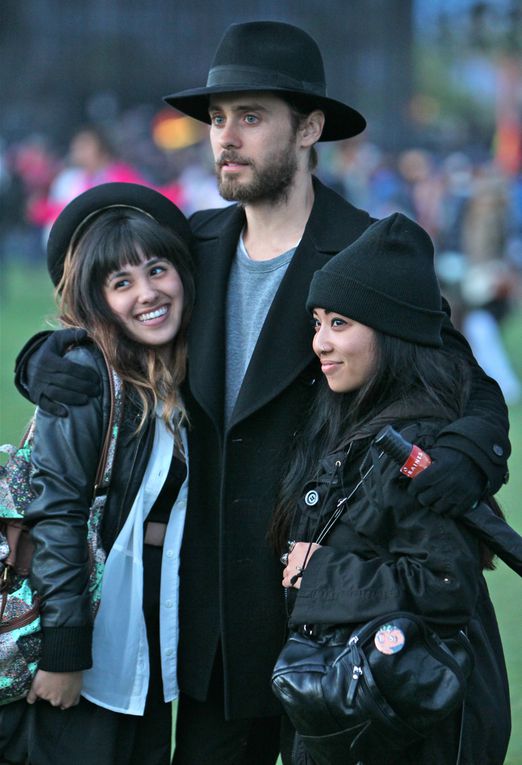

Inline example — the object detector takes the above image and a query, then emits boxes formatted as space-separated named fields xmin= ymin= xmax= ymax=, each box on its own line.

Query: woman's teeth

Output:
xmin=138 ymin=306 xmax=168 ymax=322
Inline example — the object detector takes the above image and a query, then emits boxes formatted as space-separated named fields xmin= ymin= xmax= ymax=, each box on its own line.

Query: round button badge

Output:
xmin=374 ymin=623 xmax=406 ymax=655
xmin=304 ymin=490 xmax=319 ymax=506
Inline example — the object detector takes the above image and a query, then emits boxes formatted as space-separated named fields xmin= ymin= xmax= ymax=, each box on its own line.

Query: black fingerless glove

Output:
xmin=14 ymin=328 xmax=101 ymax=417
xmin=407 ymin=445 xmax=487 ymax=517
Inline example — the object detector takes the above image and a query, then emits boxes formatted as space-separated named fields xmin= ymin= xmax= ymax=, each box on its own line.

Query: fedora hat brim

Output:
xmin=47 ymin=182 xmax=191 ymax=286
xmin=164 ymin=85 xmax=366 ymax=142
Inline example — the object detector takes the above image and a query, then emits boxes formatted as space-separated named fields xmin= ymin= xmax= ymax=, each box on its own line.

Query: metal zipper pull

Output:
xmin=347 ymin=665 xmax=362 ymax=706
xmin=347 ymin=636 xmax=362 ymax=706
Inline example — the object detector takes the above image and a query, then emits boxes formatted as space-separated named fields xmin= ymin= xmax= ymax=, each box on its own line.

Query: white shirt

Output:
xmin=81 ymin=413 xmax=188 ymax=715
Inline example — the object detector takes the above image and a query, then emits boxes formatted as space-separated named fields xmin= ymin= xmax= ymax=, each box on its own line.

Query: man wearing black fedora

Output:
xmin=160 ymin=19 xmax=510 ymax=764
xmin=17 ymin=19 xmax=510 ymax=765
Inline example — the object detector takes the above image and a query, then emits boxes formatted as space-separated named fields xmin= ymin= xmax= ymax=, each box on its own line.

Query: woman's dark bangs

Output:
xmin=93 ymin=221 xmax=146 ymax=280
xmin=73 ymin=209 xmax=189 ymax=300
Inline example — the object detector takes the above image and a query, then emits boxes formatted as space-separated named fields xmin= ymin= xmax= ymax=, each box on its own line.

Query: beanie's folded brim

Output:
xmin=306 ymin=271 xmax=444 ymax=347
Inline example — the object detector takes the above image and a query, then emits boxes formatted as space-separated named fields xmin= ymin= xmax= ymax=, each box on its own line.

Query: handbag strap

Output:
xmin=454 ymin=625 xmax=469 ymax=765
xmin=289 ymin=448 xmax=384 ymax=587
xmin=313 ymin=448 xmax=384 ymax=544
xmin=1 ymin=343 xmax=124 ymax=582
xmin=455 ymin=700 xmax=465 ymax=765
xmin=92 ymin=345 xmax=124 ymax=495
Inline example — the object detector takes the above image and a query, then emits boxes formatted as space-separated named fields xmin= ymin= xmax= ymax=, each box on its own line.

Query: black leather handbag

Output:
xmin=272 ymin=610 xmax=473 ymax=765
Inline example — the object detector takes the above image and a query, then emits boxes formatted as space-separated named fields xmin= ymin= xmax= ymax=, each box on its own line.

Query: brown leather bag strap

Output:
xmin=92 ymin=346 xmax=124 ymax=495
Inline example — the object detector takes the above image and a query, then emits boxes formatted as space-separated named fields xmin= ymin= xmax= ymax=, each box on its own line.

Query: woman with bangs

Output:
xmin=18 ymin=183 xmax=195 ymax=765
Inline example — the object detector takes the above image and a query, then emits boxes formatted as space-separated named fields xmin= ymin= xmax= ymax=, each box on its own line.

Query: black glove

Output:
xmin=407 ymin=445 xmax=487 ymax=517
xmin=14 ymin=328 xmax=101 ymax=417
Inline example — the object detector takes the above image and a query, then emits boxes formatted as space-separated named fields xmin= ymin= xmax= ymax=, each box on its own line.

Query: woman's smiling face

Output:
xmin=312 ymin=308 xmax=376 ymax=393
xmin=103 ymin=253 xmax=184 ymax=351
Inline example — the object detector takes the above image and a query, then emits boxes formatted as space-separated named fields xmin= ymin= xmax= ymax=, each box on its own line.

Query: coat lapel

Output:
xmin=229 ymin=234 xmax=328 ymax=426
xmin=230 ymin=179 xmax=372 ymax=426
xmin=187 ymin=205 xmax=246 ymax=430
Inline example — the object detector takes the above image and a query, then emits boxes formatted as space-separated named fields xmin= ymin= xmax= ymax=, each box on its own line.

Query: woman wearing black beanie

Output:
xmin=270 ymin=213 xmax=511 ymax=765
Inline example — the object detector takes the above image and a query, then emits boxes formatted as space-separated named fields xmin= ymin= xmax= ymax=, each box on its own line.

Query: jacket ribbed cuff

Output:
xmin=39 ymin=626 xmax=93 ymax=672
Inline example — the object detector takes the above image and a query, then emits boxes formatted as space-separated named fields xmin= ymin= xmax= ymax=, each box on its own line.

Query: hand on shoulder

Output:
xmin=15 ymin=328 xmax=101 ymax=417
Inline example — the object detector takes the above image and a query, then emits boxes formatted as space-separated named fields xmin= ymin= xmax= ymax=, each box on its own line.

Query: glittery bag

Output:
xmin=0 ymin=352 xmax=123 ymax=705
xmin=0 ymin=424 xmax=41 ymax=705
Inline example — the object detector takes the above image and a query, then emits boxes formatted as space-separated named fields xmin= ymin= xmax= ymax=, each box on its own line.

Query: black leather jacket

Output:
xmin=25 ymin=343 xmax=155 ymax=672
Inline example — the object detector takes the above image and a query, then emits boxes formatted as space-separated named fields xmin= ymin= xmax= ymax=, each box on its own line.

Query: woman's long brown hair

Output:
xmin=57 ymin=207 xmax=195 ymax=434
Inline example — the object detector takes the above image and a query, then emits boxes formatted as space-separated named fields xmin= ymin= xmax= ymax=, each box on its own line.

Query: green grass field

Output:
xmin=1 ymin=261 xmax=521 ymax=763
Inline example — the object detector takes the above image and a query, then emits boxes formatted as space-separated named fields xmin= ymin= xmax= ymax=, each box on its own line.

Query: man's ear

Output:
xmin=299 ymin=110 xmax=325 ymax=147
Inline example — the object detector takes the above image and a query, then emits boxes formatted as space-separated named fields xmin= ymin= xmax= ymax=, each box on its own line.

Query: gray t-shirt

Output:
xmin=225 ymin=235 xmax=296 ymax=424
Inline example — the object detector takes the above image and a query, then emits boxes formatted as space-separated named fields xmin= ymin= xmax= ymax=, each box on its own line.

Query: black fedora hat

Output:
xmin=47 ymin=182 xmax=192 ymax=286
xmin=164 ymin=21 xmax=366 ymax=142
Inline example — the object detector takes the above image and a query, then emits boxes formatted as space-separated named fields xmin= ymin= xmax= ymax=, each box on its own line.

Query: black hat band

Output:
xmin=207 ymin=65 xmax=326 ymax=97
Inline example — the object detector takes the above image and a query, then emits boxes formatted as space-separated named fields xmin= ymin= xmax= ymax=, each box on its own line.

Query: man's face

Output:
xmin=209 ymin=92 xmax=300 ymax=205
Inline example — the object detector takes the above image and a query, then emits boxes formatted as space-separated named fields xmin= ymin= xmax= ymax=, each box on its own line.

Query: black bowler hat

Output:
xmin=306 ymin=213 xmax=445 ymax=347
xmin=47 ymin=182 xmax=192 ymax=286
xmin=164 ymin=21 xmax=366 ymax=142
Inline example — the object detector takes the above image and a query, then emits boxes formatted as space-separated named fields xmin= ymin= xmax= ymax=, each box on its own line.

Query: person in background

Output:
xmin=460 ymin=171 xmax=521 ymax=405
xmin=14 ymin=21 xmax=510 ymax=764
xmin=27 ymin=126 xmax=185 ymax=242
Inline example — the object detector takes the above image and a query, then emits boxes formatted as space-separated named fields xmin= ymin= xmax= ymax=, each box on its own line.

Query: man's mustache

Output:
xmin=216 ymin=152 xmax=253 ymax=168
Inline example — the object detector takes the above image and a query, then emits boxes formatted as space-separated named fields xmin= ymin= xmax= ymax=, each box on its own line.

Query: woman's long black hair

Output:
xmin=269 ymin=330 xmax=476 ymax=552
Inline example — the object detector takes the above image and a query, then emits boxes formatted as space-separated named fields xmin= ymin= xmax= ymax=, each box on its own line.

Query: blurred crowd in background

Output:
xmin=1 ymin=101 xmax=521 ymax=405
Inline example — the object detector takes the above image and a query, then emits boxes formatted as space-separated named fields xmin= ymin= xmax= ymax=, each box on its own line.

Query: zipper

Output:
xmin=346 ymin=635 xmax=363 ymax=705
xmin=349 ymin=611 xmax=470 ymax=682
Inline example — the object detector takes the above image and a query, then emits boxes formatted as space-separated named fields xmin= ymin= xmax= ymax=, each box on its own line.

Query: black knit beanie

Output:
xmin=306 ymin=212 xmax=444 ymax=347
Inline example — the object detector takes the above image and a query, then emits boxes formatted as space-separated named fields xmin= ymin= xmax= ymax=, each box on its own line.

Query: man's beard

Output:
xmin=215 ymin=144 xmax=298 ymax=205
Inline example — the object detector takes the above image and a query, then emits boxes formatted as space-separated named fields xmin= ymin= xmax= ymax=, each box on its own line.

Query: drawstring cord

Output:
xmin=289 ymin=445 xmax=385 ymax=586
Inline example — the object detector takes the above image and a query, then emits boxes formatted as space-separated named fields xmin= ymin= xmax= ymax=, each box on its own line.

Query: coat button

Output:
xmin=304 ymin=490 xmax=319 ymax=506
xmin=492 ymin=444 xmax=504 ymax=457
